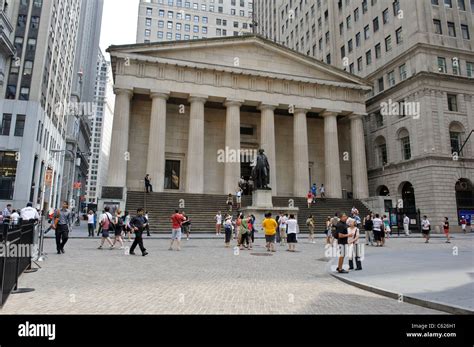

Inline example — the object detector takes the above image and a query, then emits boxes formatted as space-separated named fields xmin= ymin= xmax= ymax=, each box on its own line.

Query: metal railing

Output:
xmin=0 ymin=220 xmax=36 ymax=308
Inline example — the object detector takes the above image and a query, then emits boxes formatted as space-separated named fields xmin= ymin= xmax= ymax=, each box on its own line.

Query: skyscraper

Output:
xmin=256 ymin=0 xmax=474 ymax=230
xmin=136 ymin=0 xmax=254 ymax=43
xmin=0 ymin=0 xmax=82 ymax=211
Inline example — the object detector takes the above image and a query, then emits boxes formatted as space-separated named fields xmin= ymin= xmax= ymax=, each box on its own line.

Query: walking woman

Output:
xmin=306 ymin=215 xmax=315 ymax=243
xmin=226 ymin=194 xmax=233 ymax=212
xmin=112 ymin=209 xmax=125 ymax=249
xmin=123 ymin=211 xmax=132 ymax=242
xmin=307 ymin=191 xmax=313 ymax=208
xmin=325 ymin=216 xmax=333 ymax=245
xmin=98 ymin=206 xmax=114 ymax=249
xmin=236 ymin=212 xmax=243 ymax=246
xmin=443 ymin=217 xmax=450 ymax=243
xmin=238 ymin=215 xmax=250 ymax=250
xmin=224 ymin=214 xmax=233 ymax=248
xmin=246 ymin=215 xmax=254 ymax=250
xmin=382 ymin=215 xmax=391 ymax=241
xmin=347 ymin=218 xmax=362 ymax=271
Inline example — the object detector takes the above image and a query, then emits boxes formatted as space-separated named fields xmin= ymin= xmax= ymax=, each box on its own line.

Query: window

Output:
xmin=467 ymin=61 xmax=474 ymax=77
xmin=438 ymin=57 xmax=447 ymax=72
xmin=146 ymin=18 xmax=152 ymax=26
xmin=444 ymin=0 xmax=452 ymax=8
xmin=452 ymin=58 xmax=461 ymax=75
xmin=401 ymin=135 xmax=411 ymax=160
xmin=354 ymin=7 xmax=359 ymax=21
xmin=341 ymin=45 xmax=345 ymax=58
xmin=379 ymin=143 xmax=388 ymax=165
xmin=388 ymin=70 xmax=395 ymax=86
xmin=167 ymin=21 xmax=173 ymax=29
xmin=168 ymin=11 xmax=174 ymax=19
xmin=458 ymin=0 xmax=466 ymax=10
xmin=0 ymin=114 xmax=12 ymax=136
xmin=30 ymin=16 xmax=40 ymax=29
xmin=145 ymin=29 xmax=151 ymax=37
xmin=364 ymin=25 xmax=370 ymax=39
xmin=346 ymin=15 xmax=351 ymax=29
xmin=375 ymin=43 xmax=381 ymax=58
xmin=350 ymin=63 xmax=354 ymax=73
xmin=185 ymin=24 xmax=190 ymax=31
xmin=357 ymin=56 xmax=363 ymax=71
xmin=356 ymin=32 xmax=361 ymax=46
xmin=461 ymin=24 xmax=470 ymax=39
xmin=0 ymin=152 xmax=17 ymax=200
xmin=176 ymin=22 xmax=181 ymax=30
xmin=382 ymin=8 xmax=389 ymax=24
xmin=393 ymin=0 xmax=400 ymax=15
xmin=23 ymin=60 xmax=33 ymax=75
xmin=366 ymin=50 xmax=372 ymax=65
xmin=447 ymin=22 xmax=456 ymax=37
xmin=447 ymin=94 xmax=458 ymax=111
xmin=14 ymin=115 xmax=26 ymax=136
xmin=193 ymin=25 xmax=199 ymax=33
xmin=18 ymin=15 xmax=27 ymax=27
xmin=432 ymin=0 xmax=439 ymax=4
xmin=202 ymin=26 xmax=207 ymax=34
xmin=326 ymin=54 xmax=331 ymax=64
xmin=378 ymin=77 xmax=384 ymax=91
xmin=158 ymin=31 xmax=163 ymax=38
xmin=203 ymin=16 xmax=208 ymax=24
xmin=396 ymin=27 xmax=403 ymax=43
xmin=20 ymin=87 xmax=29 ymax=100
xmin=27 ymin=38 xmax=36 ymax=51
xmin=348 ymin=39 xmax=353 ymax=52
xmin=166 ymin=32 xmax=172 ymax=40
xmin=399 ymin=63 xmax=407 ymax=80
xmin=373 ymin=17 xmax=379 ymax=32
xmin=146 ymin=7 xmax=152 ymax=16
xmin=339 ymin=22 xmax=344 ymax=35
xmin=375 ymin=111 xmax=384 ymax=127
xmin=433 ymin=19 xmax=442 ymax=34
xmin=159 ymin=9 xmax=165 ymax=17
xmin=450 ymin=131 xmax=462 ymax=154
xmin=362 ymin=0 xmax=368 ymax=13
xmin=385 ymin=35 xmax=392 ymax=51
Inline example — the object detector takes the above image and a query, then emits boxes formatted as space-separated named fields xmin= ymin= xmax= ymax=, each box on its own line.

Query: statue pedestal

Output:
xmin=242 ymin=189 xmax=299 ymax=233
xmin=252 ymin=189 xmax=273 ymax=208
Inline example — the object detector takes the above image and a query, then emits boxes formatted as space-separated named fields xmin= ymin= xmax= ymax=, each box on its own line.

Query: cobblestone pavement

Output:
xmin=0 ymin=235 xmax=443 ymax=314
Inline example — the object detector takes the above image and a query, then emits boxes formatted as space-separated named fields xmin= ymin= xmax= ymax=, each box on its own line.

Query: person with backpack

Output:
xmin=112 ymin=209 xmax=125 ymax=249
xmin=98 ymin=206 xmax=114 ymax=249
xmin=306 ymin=214 xmax=315 ymax=244
xmin=347 ymin=218 xmax=362 ymax=271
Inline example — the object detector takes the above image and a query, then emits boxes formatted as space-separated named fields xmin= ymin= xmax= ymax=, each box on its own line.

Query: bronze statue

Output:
xmin=251 ymin=149 xmax=271 ymax=190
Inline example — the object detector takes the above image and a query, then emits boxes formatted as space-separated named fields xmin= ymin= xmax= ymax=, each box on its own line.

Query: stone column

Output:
xmin=146 ymin=92 xmax=169 ymax=192
xmin=293 ymin=108 xmax=310 ymax=197
xmin=108 ymin=88 xmax=133 ymax=187
xmin=186 ymin=95 xmax=207 ymax=193
xmin=322 ymin=110 xmax=342 ymax=198
xmin=224 ymin=99 xmax=243 ymax=195
xmin=258 ymin=103 xmax=278 ymax=195
xmin=349 ymin=114 xmax=369 ymax=199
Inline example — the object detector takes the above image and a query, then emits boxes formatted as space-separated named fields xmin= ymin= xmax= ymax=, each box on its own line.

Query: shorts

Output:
xmin=422 ymin=229 xmax=430 ymax=235
xmin=265 ymin=234 xmax=276 ymax=243
xmin=443 ymin=228 xmax=449 ymax=234
xmin=101 ymin=229 xmax=110 ymax=238
xmin=115 ymin=226 xmax=123 ymax=236
xmin=287 ymin=233 xmax=297 ymax=243
xmin=236 ymin=197 xmax=241 ymax=203
xmin=373 ymin=229 xmax=381 ymax=241
xmin=171 ymin=228 xmax=182 ymax=240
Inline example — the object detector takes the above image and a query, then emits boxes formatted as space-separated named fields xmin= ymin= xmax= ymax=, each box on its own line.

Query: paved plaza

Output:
xmin=1 ymin=227 xmax=464 ymax=314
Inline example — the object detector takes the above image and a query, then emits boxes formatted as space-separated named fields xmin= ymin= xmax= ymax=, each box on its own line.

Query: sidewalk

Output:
xmin=328 ymin=234 xmax=474 ymax=314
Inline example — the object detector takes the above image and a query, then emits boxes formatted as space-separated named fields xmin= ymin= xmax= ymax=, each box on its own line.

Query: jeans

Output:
xmin=87 ymin=223 xmax=94 ymax=236
xmin=224 ymin=226 xmax=232 ymax=243
xmin=55 ymin=224 xmax=69 ymax=252
xmin=145 ymin=184 xmax=153 ymax=193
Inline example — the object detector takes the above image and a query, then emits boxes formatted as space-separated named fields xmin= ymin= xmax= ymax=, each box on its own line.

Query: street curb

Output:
xmin=326 ymin=260 xmax=473 ymax=315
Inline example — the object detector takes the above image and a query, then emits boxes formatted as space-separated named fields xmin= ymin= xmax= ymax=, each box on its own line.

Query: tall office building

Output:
xmin=86 ymin=50 xmax=114 ymax=206
xmin=60 ymin=0 xmax=104 ymax=212
xmin=136 ymin=0 xmax=254 ymax=43
xmin=0 ymin=0 xmax=81 ymax=211
xmin=256 ymin=0 xmax=474 ymax=230
xmin=0 ymin=0 xmax=15 ymax=96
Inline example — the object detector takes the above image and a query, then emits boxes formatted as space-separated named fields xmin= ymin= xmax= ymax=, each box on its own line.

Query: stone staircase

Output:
xmin=126 ymin=191 xmax=371 ymax=233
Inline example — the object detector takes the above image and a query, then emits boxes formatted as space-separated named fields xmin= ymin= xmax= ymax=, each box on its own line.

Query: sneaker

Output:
xmin=60 ymin=249 xmax=65 ymax=254
xmin=142 ymin=252 xmax=149 ymax=256
xmin=129 ymin=252 xmax=136 ymax=255
xmin=446 ymin=240 xmax=450 ymax=243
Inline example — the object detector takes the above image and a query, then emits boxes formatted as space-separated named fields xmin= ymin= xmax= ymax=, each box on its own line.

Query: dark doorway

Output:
xmin=164 ymin=160 xmax=180 ymax=190
xmin=456 ymin=178 xmax=474 ymax=225
xmin=401 ymin=182 xmax=416 ymax=210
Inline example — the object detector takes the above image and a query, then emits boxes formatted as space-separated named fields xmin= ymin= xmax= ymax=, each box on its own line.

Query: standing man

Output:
xmin=335 ymin=214 xmax=351 ymax=273
xmin=54 ymin=201 xmax=72 ymax=254
xmin=129 ymin=208 xmax=149 ymax=256
xmin=421 ymin=215 xmax=431 ymax=243
xmin=144 ymin=174 xmax=153 ymax=193
xmin=320 ymin=184 xmax=326 ymax=199
xmin=236 ymin=188 xmax=243 ymax=210
xmin=2 ymin=204 xmax=12 ymax=222
xmin=262 ymin=212 xmax=278 ymax=252
xmin=403 ymin=214 xmax=410 ymax=236
xmin=170 ymin=209 xmax=185 ymax=251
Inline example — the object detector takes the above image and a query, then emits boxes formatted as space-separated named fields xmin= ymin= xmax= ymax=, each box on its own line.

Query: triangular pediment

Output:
xmin=108 ymin=35 xmax=369 ymax=88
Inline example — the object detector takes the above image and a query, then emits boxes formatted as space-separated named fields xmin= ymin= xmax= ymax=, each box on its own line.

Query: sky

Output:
xmin=99 ymin=0 xmax=140 ymax=57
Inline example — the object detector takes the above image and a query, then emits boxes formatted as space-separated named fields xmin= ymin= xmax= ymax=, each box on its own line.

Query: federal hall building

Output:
xmin=105 ymin=35 xmax=372 ymax=205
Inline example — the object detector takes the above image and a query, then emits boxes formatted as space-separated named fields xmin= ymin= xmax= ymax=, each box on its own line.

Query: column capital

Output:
xmin=188 ymin=94 xmax=208 ymax=103
xmin=348 ymin=113 xmax=367 ymax=120
xmin=150 ymin=91 xmax=170 ymax=100
xmin=294 ymin=107 xmax=310 ymax=114
xmin=258 ymin=103 xmax=278 ymax=111
xmin=224 ymin=99 xmax=244 ymax=107
xmin=114 ymin=88 xmax=133 ymax=99
xmin=321 ymin=109 xmax=341 ymax=117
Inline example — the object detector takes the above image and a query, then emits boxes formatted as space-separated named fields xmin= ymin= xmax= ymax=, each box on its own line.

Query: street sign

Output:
xmin=45 ymin=169 xmax=53 ymax=187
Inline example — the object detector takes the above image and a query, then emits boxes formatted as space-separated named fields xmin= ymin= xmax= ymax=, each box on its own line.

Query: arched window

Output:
xmin=374 ymin=136 xmax=388 ymax=166
xmin=449 ymin=122 xmax=465 ymax=156
xmin=398 ymin=128 xmax=411 ymax=160
xmin=376 ymin=185 xmax=390 ymax=196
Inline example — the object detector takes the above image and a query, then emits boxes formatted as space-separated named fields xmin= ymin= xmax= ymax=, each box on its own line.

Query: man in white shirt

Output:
xmin=286 ymin=215 xmax=298 ymax=252
xmin=10 ymin=209 xmax=20 ymax=225
xmin=372 ymin=214 xmax=384 ymax=247
xmin=421 ymin=216 xmax=431 ymax=243
xmin=403 ymin=214 xmax=410 ymax=236
xmin=20 ymin=202 xmax=40 ymax=222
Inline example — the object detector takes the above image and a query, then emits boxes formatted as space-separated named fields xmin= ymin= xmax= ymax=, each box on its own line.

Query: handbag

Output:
xmin=105 ymin=213 xmax=116 ymax=232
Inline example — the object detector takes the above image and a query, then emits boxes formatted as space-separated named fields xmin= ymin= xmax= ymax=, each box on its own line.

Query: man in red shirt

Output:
xmin=170 ymin=209 xmax=185 ymax=251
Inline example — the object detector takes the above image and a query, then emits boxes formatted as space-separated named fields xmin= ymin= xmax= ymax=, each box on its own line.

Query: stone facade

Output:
xmin=105 ymin=35 xmax=371 ymax=207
